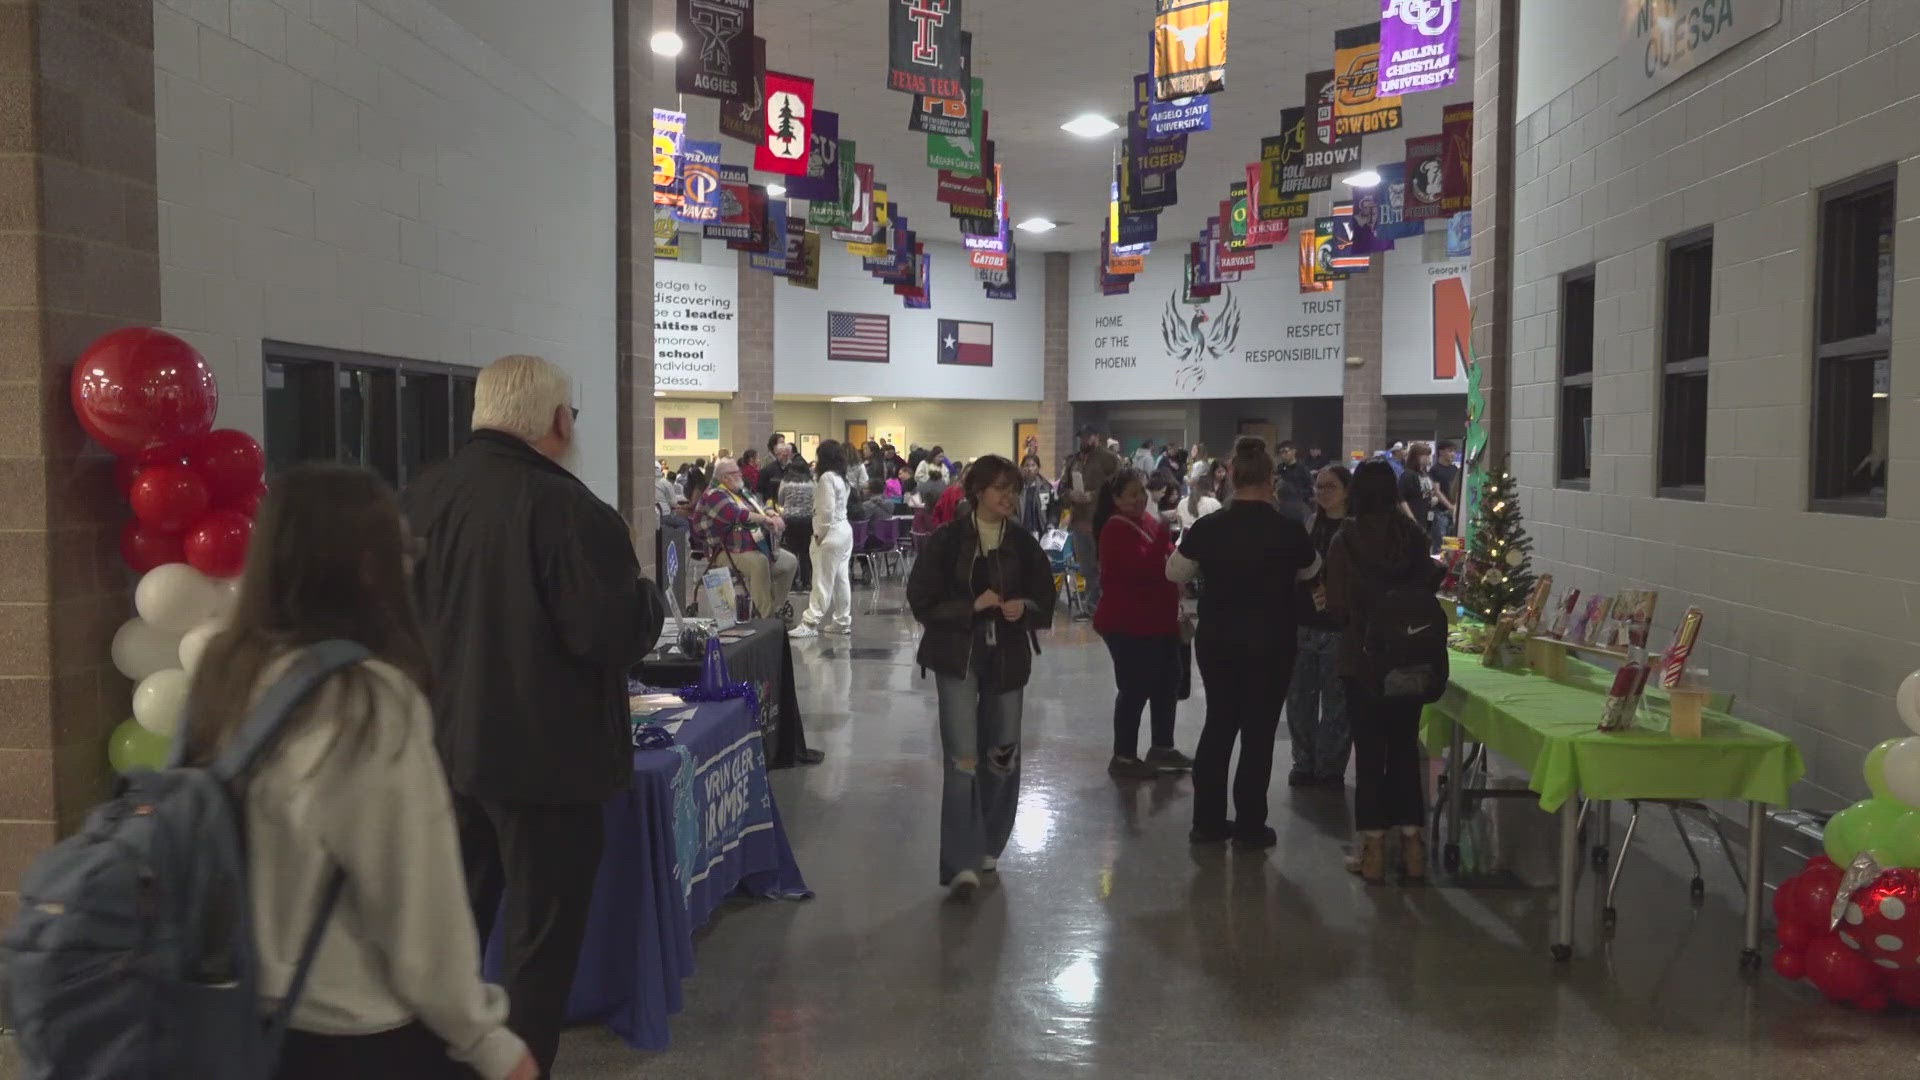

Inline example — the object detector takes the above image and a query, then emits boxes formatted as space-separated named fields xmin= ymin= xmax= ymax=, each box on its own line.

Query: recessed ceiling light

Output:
xmin=830 ymin=396 xmax=873 ymax=403
xmin=767 ymin=184 xmax=786 ymax=198
xmin=1060 ymin=114 xmax=1120 ymax=138
xmin=1342 ymin=169 xmax=1383 ymax=187
xmin=1017 ymin=217 xmax=1058 ymax=233
xmin=649 ymin=31 xmax=682 ymax=56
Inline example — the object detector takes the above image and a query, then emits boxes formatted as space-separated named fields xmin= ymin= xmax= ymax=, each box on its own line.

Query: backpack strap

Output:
xmin=266 ymin=868 xmax=346 ymax=1056
xmin=207 ymin=640 xmax=374 ymax=784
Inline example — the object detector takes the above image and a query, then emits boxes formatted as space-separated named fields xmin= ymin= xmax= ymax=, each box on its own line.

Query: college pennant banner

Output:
xmin=1441 ymin=102 xmax=1473 ymax=214
xmin=936 ymin=169 xmax=991 ymax=208
xmin=652 ymin=109 xmax=685 ymax=208
xmin=1332 ymin=23 xmax=1403 ymax=137
xmin=1147 ymin=93 xmax=1211 ymax=137
xmin=1369 ymin=161 xmax=1425 ymax=240
xmin=716 ymin=36 xmax=766 ymax=144
xmin=725 ymin=184 xmax=769 ymax=251
xmin=755 ymin=71 xmax=814 ymax=175
xmin=909 ymin=30 xmax=972 ymax=136
xmin=785 ymin=218 xmax=808 ymax=274
xmin=1304 ymin=69 xmax=1361 ymax=181
xmin=1403 ymin=132 xmax=1446 ymax=220
xmin=1153 ymin=0 xmax=1229 ymax=99
xmin=927 ymin=79 xmax=985 ymax=175
xmin=808 ymin=138 xmax=856 ymax=228
xmin=791 ymin=228 xmax=820 ymax=289
xmin=1346 ymin=187 xmax=1395 ymax=255
xmin=1378 ymin=0 xmax=1461 ymax=97
xmin=749 ymin=199 xmax=791 ymax=271
xmin=1238 ymin=172 xmax=1289 ymax=247
xmin=1299 ymin=229 xmax=1333 ymax=292
xmin=701 ymin=164 xmax=751 ymax=241
xmin=673 ymin=139 xmax=722 ymax=223
xmin=1259 ymin=107 xmax=1322 ymax=218
xmin=786 ymin=109 xmax=840 ymax=201
xmin=888 ymin=0 xmax=965 ymax=97
xmin=675 ymin=0 xmax=754 ymax=101
xmin=831 ymin=162 xmax=876 ymax=243
xmin=1311 ymin=218 xmax=1350 ymax=282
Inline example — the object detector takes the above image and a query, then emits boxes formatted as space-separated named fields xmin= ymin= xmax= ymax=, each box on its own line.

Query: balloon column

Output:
xmin=1770 ymin=671 xmax=1920 ymax=1010
xmin=74 ymin=328 xmax=265 ymax=773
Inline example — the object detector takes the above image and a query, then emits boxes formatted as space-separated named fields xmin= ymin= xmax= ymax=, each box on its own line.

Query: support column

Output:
xmin=1341 ymin=266 xmax=1386 ymax=458
xmin=614 ymin=0 xmax=660 ymax=564
xmin=0 ymin=0 xmax=160 ymax=922
xmin=734 ymin=252 xmax=774 ymax=456
xmin=1039 ymin=251 xmax=1072 ymax=475
xmin=1470 ymin=0 xmax=1520 ymax=466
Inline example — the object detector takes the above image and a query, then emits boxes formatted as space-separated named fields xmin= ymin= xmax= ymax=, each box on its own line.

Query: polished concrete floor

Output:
xmin=560 ymin=582 xmax=1920 ymax=1078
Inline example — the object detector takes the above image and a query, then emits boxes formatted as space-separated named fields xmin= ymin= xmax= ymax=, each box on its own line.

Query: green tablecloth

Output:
xmin=1419 ymin=652 xmax=1804 ymax=812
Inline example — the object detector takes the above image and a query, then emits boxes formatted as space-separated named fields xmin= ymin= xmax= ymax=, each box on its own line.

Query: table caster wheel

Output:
xmin=1740 ymin=948 xmax=1763 ymax=971
xmin=1690 ymin=877 xmax=1706 ymax=903
xmin=1602 ymin=907 xmax=1617 ymax=932
xmin=1443 ymin=844 xmax=1460 ymax=871
xmin=1551 ymin=944 xmax=1573 ymax=962
xmin=1590 ymin=846 xmax=1609 ymax=870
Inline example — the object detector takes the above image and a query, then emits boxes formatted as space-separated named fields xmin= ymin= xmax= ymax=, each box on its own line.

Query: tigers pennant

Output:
xmin=755 ymin=71 xmax=814 ymax=176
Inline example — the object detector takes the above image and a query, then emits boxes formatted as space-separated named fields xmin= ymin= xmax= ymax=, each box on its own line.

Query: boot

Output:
xmin=1399 ymin=827 xmax=1428 ymax=882
xmin=1346 ymin=831 xmax=1387 ymax=884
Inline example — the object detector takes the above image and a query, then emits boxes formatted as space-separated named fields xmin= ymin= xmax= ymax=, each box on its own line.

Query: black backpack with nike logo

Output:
xmin=1348 ymin=536 xmax=1449 ymax=704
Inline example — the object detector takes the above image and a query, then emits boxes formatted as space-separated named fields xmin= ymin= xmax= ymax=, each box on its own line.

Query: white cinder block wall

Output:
xmin=1510 ymin=0 xmax=1920 ymax=806
xmin=152 ymin=0 xmax=619 ymax=500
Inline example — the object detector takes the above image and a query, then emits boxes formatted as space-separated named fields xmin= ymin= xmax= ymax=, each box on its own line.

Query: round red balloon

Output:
xmin=1774 ymin=872 xmax=1808 ymax=925
xmin=70 ymin=329 xmax=218 ymax=457
xmin=216 ymin=483 xmax=267 ymax=519
xmin=128 ymin=466 xmax=210 ymax=532
xmin=120 ymin=521 xmax=185 ymax=573
xmin=1807 ymin=934 xmax=1878 ymax=1003
xmin=113 ymin=442 xmax=191 ymax=497
xmin=1806 ymin=854 xmax=1838 ymax=874
xmin=183 ymin=510 xmax=252 ymax=578
xmin=1777 ymin=918 xmax=1813 ymax=951
xmin=1773 ymin=946 xmax=1807 ymax=981
xmin=185 ymin=429 xmax=265 ymax=504
xmin=1801 ymin=871 xmax=1843 ymax=932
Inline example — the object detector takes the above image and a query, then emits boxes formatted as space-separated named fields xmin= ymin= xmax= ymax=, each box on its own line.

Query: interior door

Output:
xmin=845 ymin=420 xmax=869 ymax=448
xmin=1237 ymin=419 xmax=1278 ymax=449
xmin=1013 ymin=419 xmax=1038 ymax=461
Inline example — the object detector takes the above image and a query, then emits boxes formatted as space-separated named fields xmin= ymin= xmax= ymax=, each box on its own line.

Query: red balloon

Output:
xmin=1777 ymin=918 xmax=1813 ymax=951
xmin=1774 ymin=872 xmax=1808 ymax=925
xmin=1806 ymin=854 xmax=1838 ymax=874
xmin=113 ymin=442 xmax=191 ymax=497
xmin=215 ymin=483 xmax=267 ymax=519
xmin=128 ymin=466 xmax=210 ymax=532
xmin=1801 ymin=871 xmax=1843 ymax=932
xmin=185 ymin=429 xmax=265 ymax=504
xmin=183 ymin=510 xmax=252 ymax=578
xmin=1807 ymin=934 xmax=1878 ymax=1003
xmin=1773 ymin=945 xmax=1808 ymax=981
xmin=120 ymin=521 xmax=185 ymax=573
xmin=70 ymin=328 xmax=218 ymax=457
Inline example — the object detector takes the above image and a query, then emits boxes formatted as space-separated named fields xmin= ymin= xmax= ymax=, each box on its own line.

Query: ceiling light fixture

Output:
xmin=830 ymin=396 xmax=873 ymax=403
xmin=1342 ymin=169 xmax=1383 ymax=187
xmin=649 ymin=31 xmax=683 ymax=56
xmin=1060 ymin=114 xmax=1120 ymax=138
xmin=1017 ymin=218 xmax=1058 ymax=233
xmin=766 ymin=184 xmax=787 ymax=198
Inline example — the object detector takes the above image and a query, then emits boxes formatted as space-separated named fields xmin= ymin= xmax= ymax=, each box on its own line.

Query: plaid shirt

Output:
xmin=695 ymin=486 xmax=762 ymax=555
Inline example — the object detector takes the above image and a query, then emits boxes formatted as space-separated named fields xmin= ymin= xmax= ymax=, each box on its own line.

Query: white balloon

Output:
xmin=1899 ymin=670 xmax=1920 ymax=736
xmin=1884 ymin=737 xmax=1920 ymax=809
xmin=132 ymin=668 xmax=191 ymax=738
xmin=111 ymin=618 xmax=181 ymax=682
xmin=177 ymin=621 xmax=224 ymax=675
xmin=135 ymin=564 xmax=225 ymax=635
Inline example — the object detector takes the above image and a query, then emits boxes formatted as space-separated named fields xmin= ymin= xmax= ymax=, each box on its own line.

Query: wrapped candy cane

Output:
xmin=1660 ymin=608 xmax=1703 ymax=689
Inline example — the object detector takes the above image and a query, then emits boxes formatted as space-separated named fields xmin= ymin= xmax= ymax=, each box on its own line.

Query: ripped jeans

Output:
xmin=935 ymin=671 xmax=1024 ymax=885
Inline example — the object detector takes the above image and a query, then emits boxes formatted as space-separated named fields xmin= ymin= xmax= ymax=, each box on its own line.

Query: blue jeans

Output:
xmin=936 ymin=672 xmax=1024 ymax=884
xmin=1287 ymin=625 xmax=1350 ymax=780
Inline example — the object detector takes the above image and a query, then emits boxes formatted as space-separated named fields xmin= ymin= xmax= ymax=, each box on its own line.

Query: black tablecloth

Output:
xmin=636 ymin=619 xmax=812 ymax=768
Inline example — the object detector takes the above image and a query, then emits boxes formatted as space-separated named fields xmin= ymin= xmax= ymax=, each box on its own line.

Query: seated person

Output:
xmin=848 ymin=477 xmax=891 ymax=523
xmin=693 ymin=458 xmax=798 ymax=619
xmin=888 ymin=466 xmax=911 ymax=500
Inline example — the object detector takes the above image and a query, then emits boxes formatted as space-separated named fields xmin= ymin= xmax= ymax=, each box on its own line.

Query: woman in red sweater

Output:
xmin=1093 ymin=468 xmax=1192 ymax=779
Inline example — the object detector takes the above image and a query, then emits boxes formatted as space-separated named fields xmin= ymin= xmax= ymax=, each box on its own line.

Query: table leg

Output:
xmin=1553 ymin=796 xmax=1579 ymax=961
xmin=1592 ymin=799 xmax=1612 ymax=869
xmin=1444 ymin=717 xmax=1463 ymax=871
xmin=1741 ymin=801 xmax=1765 ymax=971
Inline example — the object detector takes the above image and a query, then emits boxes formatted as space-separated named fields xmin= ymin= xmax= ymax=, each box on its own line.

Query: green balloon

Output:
xmin=108 ymin=718 xmax=169 ymax=775
xmin=1873 ymin=808 xmax=1920 ymax=869
xmin=1866 ymin=738 xmax=1905 ymax=798
xmin=1828 ymin=798 xmax=1911 ymax=865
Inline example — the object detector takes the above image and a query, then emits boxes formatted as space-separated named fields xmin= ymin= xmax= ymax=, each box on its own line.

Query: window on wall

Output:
xmin=1558 ymin=268 xmax=1596 ymax=486
xmin=1811 ymin=168 xmax=1895 ymax=515
xmin=1659 ymin=231 xmax=1712 ymax=497
xmin=264 ymin=341 xmax=477 ymax=489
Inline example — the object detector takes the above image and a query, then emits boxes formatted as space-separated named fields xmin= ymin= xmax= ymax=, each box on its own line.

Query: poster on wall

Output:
xmin=717 ymin=36 xmax=766 ymax=144
xmin=1331 ymin=23 xmax=1402 ymax=136
xmin=657 ymin=400 xmax=725 ymax=458
xmin=1069 ymin=246 xmax=1345 ymax=400
xmin=675 ymin=0 xmax=754 ymax=101
xmin=1153 ymin=0 xmax=1230 ymax=99
xmin=1617 ymin=0 xmax=1782 ymax=112
xmin=1377 ymin=0 xmax=1461 ymax=97
xmin=1381 ymin=249 xmax=1470 ymax=394
xmin=888 ymin=0 xmax=966 ymax=96
xmin=654 ymin=259 xmax=739 ymax=392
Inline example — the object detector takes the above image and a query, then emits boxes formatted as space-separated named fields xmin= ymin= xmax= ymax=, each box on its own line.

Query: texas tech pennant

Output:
xmin=909 ymin=30 xmax=971 ymax=136
xmin=675 ymin=0 xmax=753 ymax=101
xmin=755 ymin=71 xmax=814 ymax=176
xmin=888 ymin=0 xmax=965 ymax=97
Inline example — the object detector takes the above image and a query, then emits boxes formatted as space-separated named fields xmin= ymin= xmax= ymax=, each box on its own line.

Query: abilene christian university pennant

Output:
xmin=755 ymin=71 xmax=814 ymax=176
xmin=1153 ymin=0 xmax=1228 ymax=99
xmin=888 ymin=0 xmax=965 ymax=97
xmin=675 ymin=0 xmax=753 ymax=101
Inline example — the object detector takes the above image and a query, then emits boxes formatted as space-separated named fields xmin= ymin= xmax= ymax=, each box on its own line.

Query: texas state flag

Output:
xmin=937 ymin=319 xmax=993 ymax=366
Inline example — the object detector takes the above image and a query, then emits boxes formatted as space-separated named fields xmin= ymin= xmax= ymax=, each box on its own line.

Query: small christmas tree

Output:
xmin=1459 ymin=463 xmax=1536 ymax=624
xmin=773 ymin=97 xmax=800 ymax=150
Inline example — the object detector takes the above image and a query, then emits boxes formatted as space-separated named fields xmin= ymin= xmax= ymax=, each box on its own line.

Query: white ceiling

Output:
xmin=666 ymin=0 xmax=1476 ymax=252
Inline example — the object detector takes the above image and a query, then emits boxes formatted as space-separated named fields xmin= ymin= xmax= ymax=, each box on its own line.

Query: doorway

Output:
xmin=1013 ymin=418 xmax=1038 ymax=462
xmin=1237 ymin=419 xmax=1277 ymax=450
xmin=845 ymin=420 xmax=869 ymax=448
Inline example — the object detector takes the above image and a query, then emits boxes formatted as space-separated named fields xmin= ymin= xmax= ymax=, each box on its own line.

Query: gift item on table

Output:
xmin=1545 ymin=588 xmax=1581 ymax=639
xmin=1568 ymin=594 xmax=1609 ymax=645
xmin=1481 ymin=615 xmax=1520 ymax=668
xmin=1518 ymin=574 xmax=1553 ymax=633
xmin=1606 ymin=589 xmax=1658 ymax=649
xmin=1600 ymin=645 xmax=1654 ymax=731
xmin=1661 ymin=607 xmax=1704 ymax=689
xmin=1438 ymin=549 xmax=1467 ymax=595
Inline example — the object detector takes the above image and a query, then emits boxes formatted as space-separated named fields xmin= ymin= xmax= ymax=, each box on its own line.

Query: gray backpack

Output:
xmin=0 ymin=641 xmax=370 ymax=1080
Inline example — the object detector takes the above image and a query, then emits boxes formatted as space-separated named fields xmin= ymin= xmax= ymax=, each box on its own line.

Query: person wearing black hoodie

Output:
xmin=1324 ymin=460 xmax=1441 ymax=884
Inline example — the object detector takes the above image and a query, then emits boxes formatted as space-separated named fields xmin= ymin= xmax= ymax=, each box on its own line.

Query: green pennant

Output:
xmin=926 ymin=78 xmax=984 ymax=176
xmin=809 ymin=138 xmax=855 ymax=228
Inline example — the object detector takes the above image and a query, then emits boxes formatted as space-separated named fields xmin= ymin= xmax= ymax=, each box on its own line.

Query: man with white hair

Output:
xmin=403 ymin=354 xmax=666 ymax=1077
xmin=695 ymin=455 xmax=799 ymax=619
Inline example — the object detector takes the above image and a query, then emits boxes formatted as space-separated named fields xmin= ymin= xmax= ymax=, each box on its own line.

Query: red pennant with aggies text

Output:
xmin=756 ymin=71 xmax=815 ymax=176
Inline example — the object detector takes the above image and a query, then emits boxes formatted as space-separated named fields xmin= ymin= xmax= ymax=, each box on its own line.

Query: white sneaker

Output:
xmin=948 ymin=869 xmax=980 ymax=901
xmin=981 ymin=856 xmax=998 ymax=873
xmin=788 ymin=625 xmax=819 ymax=639
xmin=825 ymin=623 xmax=852 ymax=635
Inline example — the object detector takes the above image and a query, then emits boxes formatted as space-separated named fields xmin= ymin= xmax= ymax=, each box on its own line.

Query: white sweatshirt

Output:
xmin=245 ymin=656 xmax=526 ymax=1080
xmin=813 ymin=471 xmax=849 ymax=532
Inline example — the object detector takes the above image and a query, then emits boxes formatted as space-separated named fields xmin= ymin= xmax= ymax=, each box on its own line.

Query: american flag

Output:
xmin=827 ymin=311 xmax=890 ymax=362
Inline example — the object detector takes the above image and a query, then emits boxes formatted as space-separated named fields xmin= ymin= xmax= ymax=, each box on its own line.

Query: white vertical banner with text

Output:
xmin=1068 ymin=252 xmax=1347 ymax=401
xmin=1380 ymin=247 xmax=1471 ymax=395
xmin=654 ymin=259 xmax=739 ymax=392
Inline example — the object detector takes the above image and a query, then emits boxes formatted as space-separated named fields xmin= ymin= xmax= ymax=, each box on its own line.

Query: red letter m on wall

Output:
xmin=1432 ymin=275 xmax=1469 ymax=380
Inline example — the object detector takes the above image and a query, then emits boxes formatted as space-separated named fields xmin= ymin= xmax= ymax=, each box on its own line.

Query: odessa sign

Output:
xmin=1617 ymin=0 xmax=1781 ymax=111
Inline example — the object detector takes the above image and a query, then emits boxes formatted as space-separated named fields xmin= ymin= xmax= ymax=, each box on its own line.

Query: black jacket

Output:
xmin=907 ymin=516 xmax=1056 ymax=693
xmin=1324 ymin=513 xmax=1437 ymax=678
xmin=402 ymin=432 xmax=666 ymax=803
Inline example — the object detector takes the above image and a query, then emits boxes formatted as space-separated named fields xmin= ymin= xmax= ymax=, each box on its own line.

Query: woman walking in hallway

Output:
xmin=1288 ymin=465 xmax=1352 ymax=788
xmin=1325 ymin=461 xmax=1441 ymax=883
xmin=1093 ymin=468 xmax=1192 ymax=779
xmin=1167 ymin=438 xmax=1321 ymax=847
xmin=907 ymin=455 xmax=1057 ymax=901
xmin=792 ymin=440 xmax=853 ymax=638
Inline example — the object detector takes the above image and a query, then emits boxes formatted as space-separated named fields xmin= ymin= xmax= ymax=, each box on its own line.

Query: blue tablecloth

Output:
xmin=484 ymin=697 xmax=811 ymax=1050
